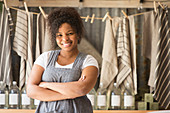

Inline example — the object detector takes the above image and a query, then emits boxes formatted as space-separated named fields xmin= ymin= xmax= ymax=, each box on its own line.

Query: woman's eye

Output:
xmin=67 ymin=33 xmax=74 ymax=35
xmin=56 ymin=34 xmax=62 ymax=37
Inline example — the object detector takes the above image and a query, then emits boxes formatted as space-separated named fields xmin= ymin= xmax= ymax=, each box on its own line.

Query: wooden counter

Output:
xmin=0 ymin=109 xmax=157 ymax=113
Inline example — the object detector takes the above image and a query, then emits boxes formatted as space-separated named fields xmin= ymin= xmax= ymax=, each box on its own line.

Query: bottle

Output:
xmin=21 ymin=84 xmax=31 ymax=109
xmin=30 ymin=98 xmax=34 ymax=109
xmin=87 ymin=88 xmax=96 ymax=110
xmin=96 ymin=82 xmax=107 ymax=110
xmin=34 ymin=99 xmax=40 ymax=109
xmin=9 ymin=81 xmax=20 ymax=109
xmin=109 ymin=83 xmax=121 ymax=110
xmin=121 ymin=83 xmax=135 ymax=110
xmin=0 ymin=81 xmax=8 ymax=109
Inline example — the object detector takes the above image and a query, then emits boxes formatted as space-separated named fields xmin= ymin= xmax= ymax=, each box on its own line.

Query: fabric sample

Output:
xmin=13 ymin=10 xmax=28 ymax=88
xmin=0 ymin=5 xmax=13 ymax=86
xmin=100 ymin=18 xmax=120 ymax=88
xmin=35 ymin=13 xmax=57 ymax=59
xmin=143 ymin=6 xmax=170 ymax=109
xmin=154 ymin=6 xmax=170 ymax=109
xmin=26 ymin=12 xmax=34 ymax=84
xmin=128 ymin=15 xmax=137 ymax=94
xmin=116 ymin=17 xmax=137 ymax=94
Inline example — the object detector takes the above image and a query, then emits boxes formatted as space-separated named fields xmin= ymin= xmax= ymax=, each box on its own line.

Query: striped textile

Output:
xmin=116 ymin=18 xmax=134 ymax=94
xmin=13 ymin=10 xmax=28 ymax=89
xmin=0 ymin=5 xmax=13 ymax=86
xmin=26 ymin=12 xmax=33 ymax=83
xmin=154 ymin=5 xmax=170 ymax=109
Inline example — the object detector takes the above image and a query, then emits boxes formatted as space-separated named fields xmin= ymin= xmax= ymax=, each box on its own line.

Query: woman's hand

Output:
xmin=78 ymin=75 xmax=86 ymax=81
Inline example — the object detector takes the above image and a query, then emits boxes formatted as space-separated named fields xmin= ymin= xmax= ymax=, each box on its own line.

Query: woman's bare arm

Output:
xmin=26 ymin=64 xmax=72 ymax=101
xmin=39 ymin=66 xmax=98 ymax=98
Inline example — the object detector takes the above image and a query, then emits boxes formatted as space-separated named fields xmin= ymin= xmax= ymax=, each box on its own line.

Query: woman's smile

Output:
xmin=61 ymin=42 xmax=72 ymax=47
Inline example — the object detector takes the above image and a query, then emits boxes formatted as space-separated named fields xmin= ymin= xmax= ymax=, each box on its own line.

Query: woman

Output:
xmin=26 ymin=7 xmax=98 ymax=113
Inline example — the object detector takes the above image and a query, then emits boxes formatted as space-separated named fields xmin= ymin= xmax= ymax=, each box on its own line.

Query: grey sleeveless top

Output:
xmin=35 ymin=50 xmax=93 ymax=113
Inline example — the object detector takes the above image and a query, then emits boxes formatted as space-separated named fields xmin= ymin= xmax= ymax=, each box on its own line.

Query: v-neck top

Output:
xmin=35 ymin=50 xmax=93 ymax=113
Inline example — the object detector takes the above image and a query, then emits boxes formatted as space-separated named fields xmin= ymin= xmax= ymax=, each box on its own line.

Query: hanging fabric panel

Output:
xmin=0 ymin=5 xmax=13 ymax=86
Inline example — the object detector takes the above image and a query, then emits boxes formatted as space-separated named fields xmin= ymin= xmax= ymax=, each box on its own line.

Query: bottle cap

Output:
xmin=0 ymin=81 xmax=3 ymax=84
xmin=99 ymin=82 xmax=103 ymax=87
xmin=13 ymin=81 xmax=17 ymax=85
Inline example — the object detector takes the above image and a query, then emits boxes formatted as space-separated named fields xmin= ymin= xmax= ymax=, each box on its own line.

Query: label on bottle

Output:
xmin=34 ymin=99 xmax=40 ymax=105
xmin=9 ymin=94 xmax=18 ymax=105
xmin=111 ymin=95 xmax=120 ymax=106
xmin=22 ymin=94 xmax=30 ymax=105
xmin=87 ymin=94 xmax=94 ymax=106
xmin=0 ymin=94 xmax=5 ymax=105
xmin=124 ymin=95 xmax=134 ymax=106
xmin=97 ymin=95 xmax=106 ymax=106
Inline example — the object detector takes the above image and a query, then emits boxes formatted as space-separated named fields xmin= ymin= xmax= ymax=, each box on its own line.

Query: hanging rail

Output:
xmin=2 ymin=1 xmax=168 ymax=23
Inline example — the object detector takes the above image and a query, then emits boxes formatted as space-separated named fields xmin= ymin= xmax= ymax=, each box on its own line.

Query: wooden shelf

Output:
xmin=0 ymin=109 xmax=157 ymax=113
xmin=5 ymin=0 xmax=170 ymax=8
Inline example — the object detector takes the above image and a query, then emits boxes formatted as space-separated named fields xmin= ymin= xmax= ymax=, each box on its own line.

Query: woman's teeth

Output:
xmin=62 ymin=42 xmax=71 ymax=47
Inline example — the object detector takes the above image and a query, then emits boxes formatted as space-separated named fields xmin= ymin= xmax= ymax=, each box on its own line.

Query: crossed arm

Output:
xmin=26 ymin=64 xmax=98 ymax=101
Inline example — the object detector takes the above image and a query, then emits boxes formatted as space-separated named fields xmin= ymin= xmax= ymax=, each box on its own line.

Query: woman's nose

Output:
xmin=62 ymin=35 xmax=69 ymax=41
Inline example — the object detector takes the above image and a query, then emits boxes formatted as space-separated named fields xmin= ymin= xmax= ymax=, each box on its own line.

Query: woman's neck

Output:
xmin=59 ymin=49 xmax=79 ymax=59
xmin=57 ymin=49 xmax=79 ymax=66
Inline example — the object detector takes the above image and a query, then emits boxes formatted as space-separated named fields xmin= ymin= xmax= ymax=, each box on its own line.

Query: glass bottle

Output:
xmin=109 ymin=83 xmax=121 ymax=110
xmin=96 ymin=82 xmax=107 ymax=110
xmin=87 ymin=88 xmax=96 ymax=110
xmin=9 ymin=81 xmax=20 ymax=109
xmin=30 ymin=98 xmax=34 ymax=109
xmin=34 ymin=99 xmax=40 ymax=109
xmin=0 ymin=81 xmax=8 ymax=109
xmin=121 ymin=83 xmax=135 ymax=110
xmin=21 ymin=84 xmax=31 ymax=109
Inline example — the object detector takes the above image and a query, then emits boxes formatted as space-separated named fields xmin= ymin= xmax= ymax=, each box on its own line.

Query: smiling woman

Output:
xmin=26 ymin=7 xmax=99 ymax=113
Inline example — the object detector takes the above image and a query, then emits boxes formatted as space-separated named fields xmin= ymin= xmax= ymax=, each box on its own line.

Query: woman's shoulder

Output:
xmin=82 ymin=54 xmax=99 ymax=69
xmin=85 ymin=54 xmax=96 ymax=60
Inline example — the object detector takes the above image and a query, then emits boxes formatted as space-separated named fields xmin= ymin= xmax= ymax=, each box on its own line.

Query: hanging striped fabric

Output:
xmin=116 ymin=18 xmax=134 ymax=93
xmin=154 ymin=5 xmax=170 ymax=109
xmin=13 ymin=10 xmax=28 ymax=89
xmin=26 ymin=12 xmax=34 ymax=84
xmin=0 ymin=5 xmax=13 ymax=86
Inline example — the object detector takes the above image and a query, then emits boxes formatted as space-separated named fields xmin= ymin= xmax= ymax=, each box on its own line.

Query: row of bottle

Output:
xmin=0 ymin=81 xmax=135 ymax=110
xmin=0 ymin=81 xmax=40 ymax=109
xmin=87 ymin=82 xmax=135 ymax=110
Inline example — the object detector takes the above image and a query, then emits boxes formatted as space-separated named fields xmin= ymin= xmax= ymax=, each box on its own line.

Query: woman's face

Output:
xmin=56 ymin=23 xmax=79 ymax=52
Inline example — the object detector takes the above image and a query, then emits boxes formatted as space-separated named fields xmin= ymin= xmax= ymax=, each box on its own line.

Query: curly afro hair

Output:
xmin=47 ymin=7 xmax=85 ymax=44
